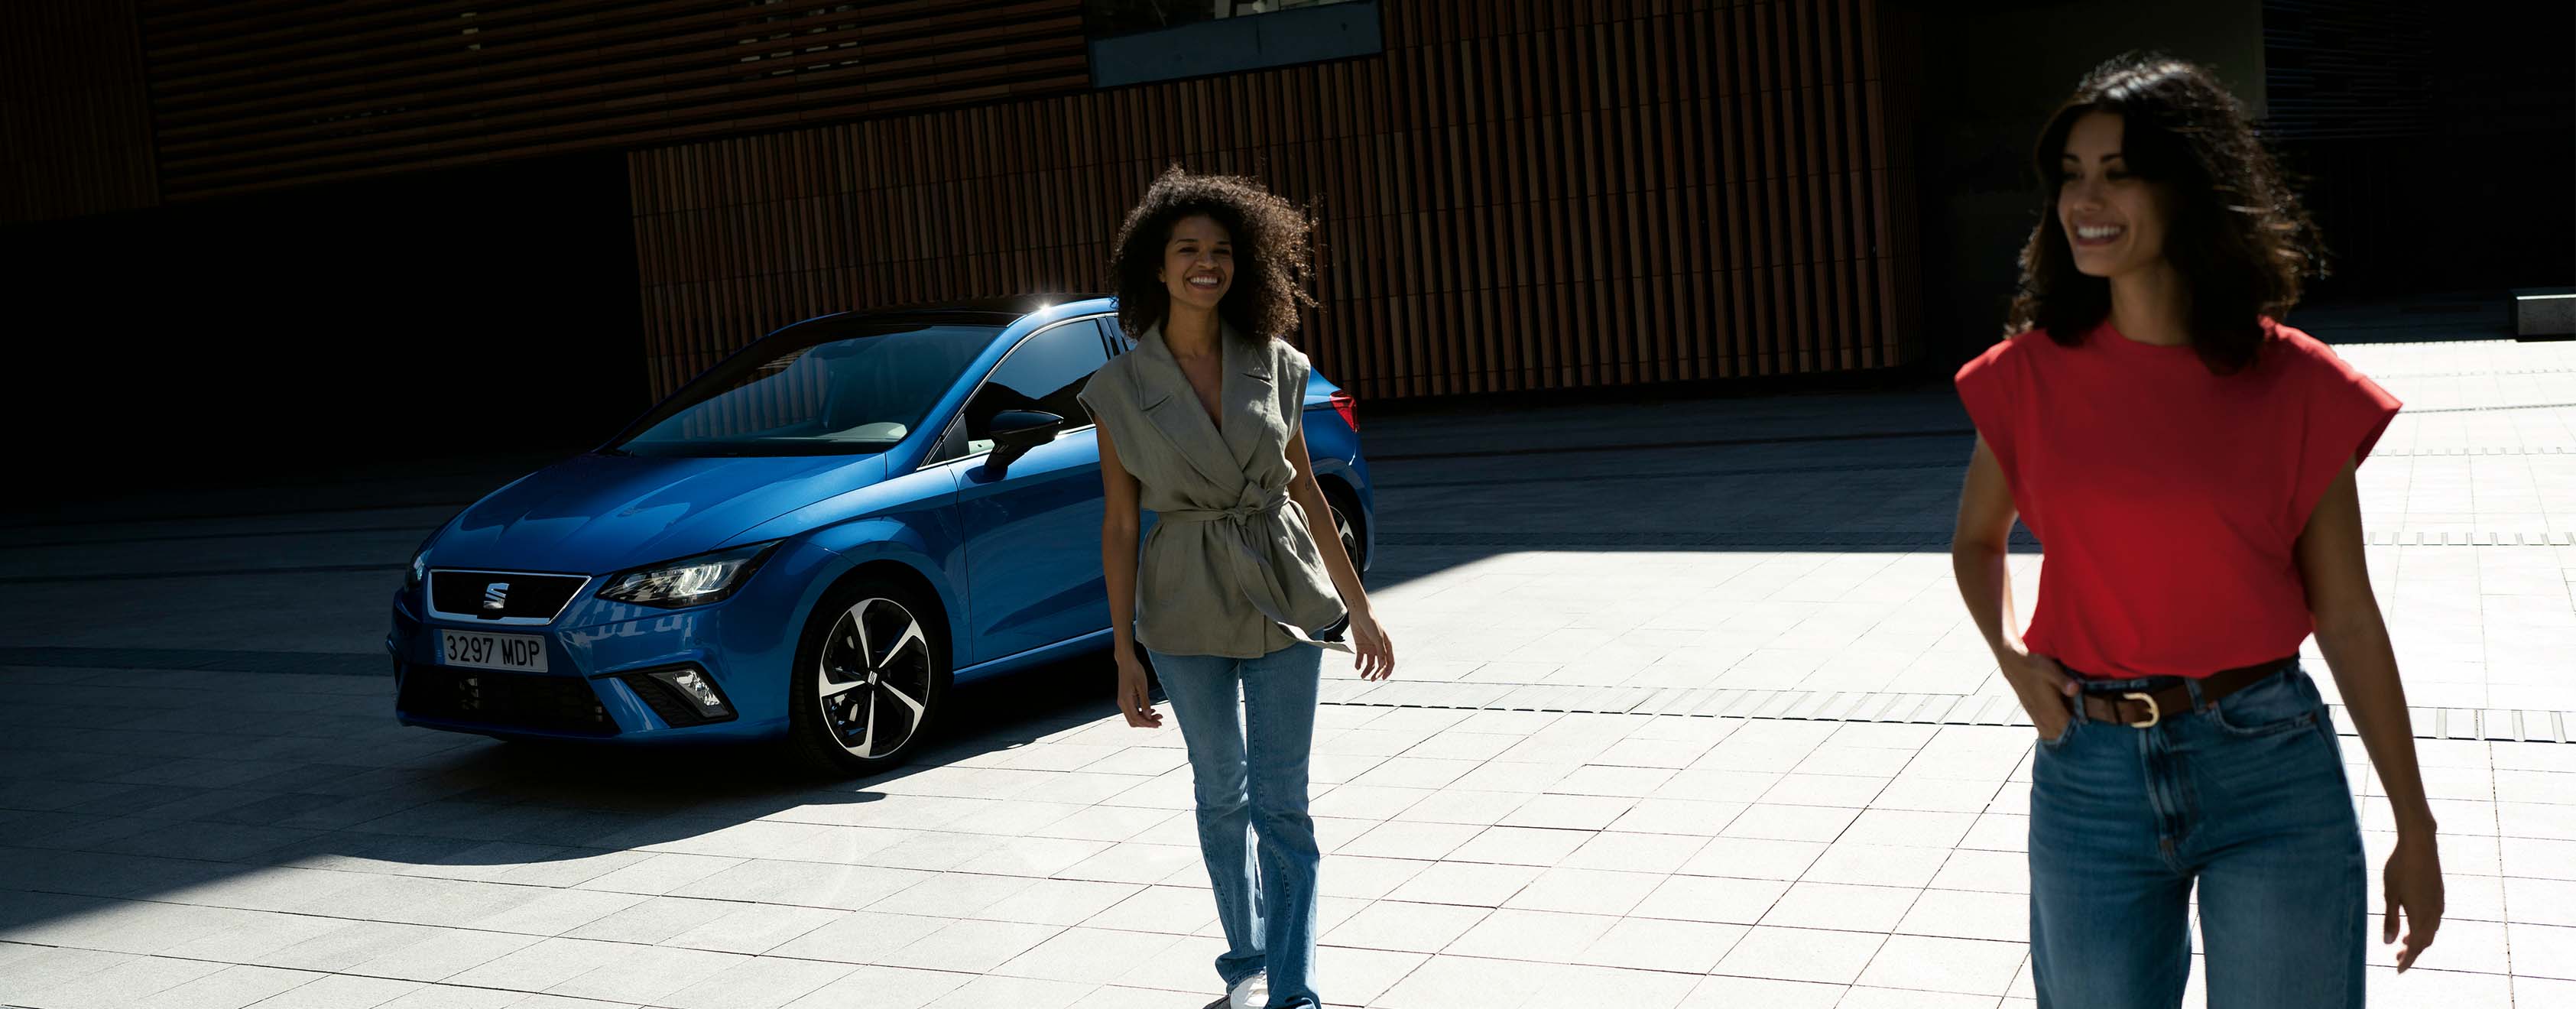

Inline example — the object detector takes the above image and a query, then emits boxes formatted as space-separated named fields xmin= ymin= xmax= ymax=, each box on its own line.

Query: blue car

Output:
xmin=387 ymin=296 xmax=1374 ymax=774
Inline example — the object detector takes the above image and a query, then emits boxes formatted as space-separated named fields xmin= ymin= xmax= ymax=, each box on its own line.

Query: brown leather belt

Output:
xmin=2063 ymin=657 xmax=2298 ymax=728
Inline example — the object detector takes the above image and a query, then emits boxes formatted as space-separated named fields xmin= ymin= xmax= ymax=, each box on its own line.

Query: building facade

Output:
xmin=8 ymin=0 xmax=1922 ymax=408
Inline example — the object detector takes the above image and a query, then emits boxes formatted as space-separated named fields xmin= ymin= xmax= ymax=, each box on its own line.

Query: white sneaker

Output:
xmin=1228 ymin=973 xmax=1270 ymax=1009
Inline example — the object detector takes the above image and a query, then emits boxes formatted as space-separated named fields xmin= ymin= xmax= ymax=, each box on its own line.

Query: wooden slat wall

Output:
xmin=1 ymin=1 xmax=161 ymax=223
xmin=132 ymin=0 xmax=1091 ymax=201
xmin=631 ymin=0 xmax=1918 ymax=401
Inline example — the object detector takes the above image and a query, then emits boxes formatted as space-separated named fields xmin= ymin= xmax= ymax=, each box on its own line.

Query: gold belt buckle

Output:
xmin=2120 ymin=691 xmax=2162 ymax=728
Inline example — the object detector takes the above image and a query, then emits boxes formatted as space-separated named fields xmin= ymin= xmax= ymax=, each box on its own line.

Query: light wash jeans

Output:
xmin=2029 ymin=661 xmax=2367 ymax=1008
xmin=1146 ymin=642 xmax=1325 ymax=1009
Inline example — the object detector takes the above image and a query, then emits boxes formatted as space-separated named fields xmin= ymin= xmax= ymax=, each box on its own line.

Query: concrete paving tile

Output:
xmin=1390 ymin=789 xmax=1533 ymax=826
xmin=543 ymin=943 xmax=747 ymax=1004
xmin=1713 ymin=925 xmax=1886 ymax=985
xmin=445 ymin=936 xmax=635 ymax=993
xmin=660 ymin=904 xmax=847 ymax=956
xmin=372 ymin=985 xmax=527 ymax=1009
xmin=771 ymin=965 xmax=966 ymax=1009
xmin=1601 ymin=798 xmax=1744 ymax=836
xmin=2513 ymin=976 xmax=2576 ymax=1008
xmin=1062 ymin=985 xmax=1215 ymax=1008
xmin=1761 ymin=881 xmax=1921 ymax=933
xmin=1855 ymin=934 xmax=2027 ymax=995
xmin=1312 ymin=945 xmax=1429 ymax=1005
xmin=1080 ymin=884 xmax=1219 ymax=936
xmin=1320 ymin=900 xmax=1490 ymax=955
xmin=1840 ymin=809 xmax=1978 ymax=848
xmin=1929 ymin=848 xmax=2030 ymax=894
xmin=1446 ymin=826 xmax=1593 ymax=867
xmin=1897 ymin=887 xmax=2029 ymax=942
xmin=1497 ymin=867 xmax=1662 ymax=917
xmin=252 ymin=920 xmax=447 ymax=972
xmin=1054 ymin=841 xmax=1203 ymax=885
xmin=1371 ymin=954 xmax=1560 ymax=1009
xmin=872 ymin=917 xmax=1063 ymax=975
xmin=1558 ymin=830 xmax=1712 ymax=874
xmin=1676 ymin=974 xmax=1846 ymax=1009
xmin=917 ymin=975 xmax=1092 ymax=1009
xmin=464 ymin=888 xmax=646 ymax=937
xmin=1314 ymin=855 xmax=1432 ymax=901
xmin=560 ymin=896 xmax=740 ymax=945
xmin=668 ymin=858 xmax=933 ymax=910
xmin=343 ymin=926 xmax=543 ymax=983
xmin=1521 ymin=962 xmax=1700 ymax=1009
xmin=158 ymin=910 xmax=353 ymax=964
xmin=1838 ymin=986 xmax=1997 ymax=1009
xmin=991 ymin=926 xmax=1181 ymax=984
xmin=0 ymin=945 xmax=134 ymax=1004
xmin=241 ymin=973 xmax=425 ymax=1008
xmin=2509 ymin=921 xmax=2576 ymax=979
xmin=971 ymin=878 xmax=1143 ymax=926
xmin=1336 ymin=820 xmax=1483 ymax=861
xmin=24 ymin=953 xmax=225 ymax=1008
xmin=654 ymin=956 xmax=858 ymax=1009
xmin=1387 ymin=860 xmax=1545 ymax=907
xmin=2370 ymin=964 xmax=2515 ymax=1009
xmin=1802 ymin=842 xmax=1955 ymax=889
xmin=1678 ymin=836 xmax=1828 ymax=881
xmin=1572 ymin=916 xmax=1744 ymax=973
xmin=1718 ymin=803 xmax=1860 ymax=842
xmin=1498 ymin=793 xmax=1636 ymax=830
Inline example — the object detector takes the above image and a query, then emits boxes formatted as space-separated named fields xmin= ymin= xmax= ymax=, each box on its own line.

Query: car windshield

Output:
xmin=612 ymin=321 xmax=1002 ymax=457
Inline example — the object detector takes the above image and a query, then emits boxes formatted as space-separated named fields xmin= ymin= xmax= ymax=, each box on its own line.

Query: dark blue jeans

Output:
xmin=2029 ymin=663 xmax=2367 ymax=1008
xmin=1147 ymin=642 xmax=1324 ymax=1009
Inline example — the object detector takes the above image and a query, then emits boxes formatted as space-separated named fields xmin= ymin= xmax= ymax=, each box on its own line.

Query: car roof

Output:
xmin=822 ymin=294 xmax=1111 ymax=324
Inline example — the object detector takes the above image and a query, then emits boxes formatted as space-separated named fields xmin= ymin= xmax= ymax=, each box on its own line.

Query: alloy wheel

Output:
xmin=816 ymin=596 xmax=933 ymax=760
xmin=1331 ymin=502 xmax=1361 ymax=567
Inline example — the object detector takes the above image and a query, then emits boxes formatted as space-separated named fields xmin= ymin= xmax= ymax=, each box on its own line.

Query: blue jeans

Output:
xmin=2029 ymin=662 xmax=2367 ymax=1008
xmin=1147 ymin=642 xmax=1325 ymax=1009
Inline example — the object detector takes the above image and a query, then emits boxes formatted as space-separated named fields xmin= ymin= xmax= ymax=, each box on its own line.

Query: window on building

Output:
xmin=1085 ymin=0 xmax=1382 ymax=88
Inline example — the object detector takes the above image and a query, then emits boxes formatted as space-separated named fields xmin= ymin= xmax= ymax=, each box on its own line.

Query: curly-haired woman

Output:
xmin=1949 ymin=54 xmax=2443 ymax=1007
xmin=1077 ymin=166 xmax=1395 ymax=1009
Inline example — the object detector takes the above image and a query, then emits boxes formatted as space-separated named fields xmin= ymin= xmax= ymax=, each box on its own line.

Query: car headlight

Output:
xmin=597 ymin=542 xmax=779 ymax=608
xmin=407 ymin=550 xmax=429 ymax=589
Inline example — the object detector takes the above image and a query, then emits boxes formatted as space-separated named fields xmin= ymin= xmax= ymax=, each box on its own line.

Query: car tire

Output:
xmin=785 ymin=576 xmax=953 ymax=777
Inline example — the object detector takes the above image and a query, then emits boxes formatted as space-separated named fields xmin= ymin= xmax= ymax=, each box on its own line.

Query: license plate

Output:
xmin=438 ymin=631 xmax=549 ymax=673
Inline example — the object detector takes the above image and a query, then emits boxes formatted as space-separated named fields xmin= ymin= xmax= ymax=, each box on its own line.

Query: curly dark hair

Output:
xmin=2006 ymin=53 xmax=2325 ymax=374
xmin=1110 ymin=165 xmax=1317 ymax=344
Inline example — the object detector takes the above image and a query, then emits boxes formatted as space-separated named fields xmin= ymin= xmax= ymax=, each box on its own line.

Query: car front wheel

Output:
xmin=786 ymin=576 xmax=951 ymax=777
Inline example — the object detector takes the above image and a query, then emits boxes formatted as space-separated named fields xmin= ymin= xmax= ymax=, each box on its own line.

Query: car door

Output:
xmin=941 ymin=316 xmax=1117 ymax=666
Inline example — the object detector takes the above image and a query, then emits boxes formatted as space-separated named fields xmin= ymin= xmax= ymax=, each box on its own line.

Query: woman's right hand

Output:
xmin=2001 ymin=645 xmax=2078 ymax=741
xmin=1115 ymin=649 xmax=1163 ymax=729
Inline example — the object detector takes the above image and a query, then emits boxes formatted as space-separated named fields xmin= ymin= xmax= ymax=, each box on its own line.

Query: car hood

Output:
xmin=431 ymin=452 xmax=887 ymax=573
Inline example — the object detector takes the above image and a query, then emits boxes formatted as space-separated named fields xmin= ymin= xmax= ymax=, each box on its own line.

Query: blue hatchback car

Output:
xmin=388 ymin=296 xmax=1374 ymax=774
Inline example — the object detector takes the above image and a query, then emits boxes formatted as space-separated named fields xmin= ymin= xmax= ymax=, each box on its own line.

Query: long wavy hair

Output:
xmin=1110 ymin=165 xmax=1317 ymax=344
xmin=2006 ymin=53 xmax=2325 ymax=374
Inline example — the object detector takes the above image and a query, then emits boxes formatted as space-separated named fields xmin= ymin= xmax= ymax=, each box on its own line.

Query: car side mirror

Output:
xmin=984 ymin=410 xmax=1065 ymax=472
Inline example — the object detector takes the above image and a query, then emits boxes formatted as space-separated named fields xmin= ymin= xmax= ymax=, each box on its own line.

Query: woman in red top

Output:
xmin=1951 ymin=54 xmax=2441 ymax=1007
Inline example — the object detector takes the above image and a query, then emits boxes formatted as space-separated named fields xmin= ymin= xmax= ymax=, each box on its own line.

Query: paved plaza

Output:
xmin=3 ymin=311 xmax=2572 ymax=1008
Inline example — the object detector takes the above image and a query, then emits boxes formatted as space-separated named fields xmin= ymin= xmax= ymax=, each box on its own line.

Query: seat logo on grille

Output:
xmin=482 ymin=582 xmax=511 ymax=610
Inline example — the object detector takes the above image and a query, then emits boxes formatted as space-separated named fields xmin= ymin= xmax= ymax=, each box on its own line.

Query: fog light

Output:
xmin=649 ymin=668 xmax=730 ymax=715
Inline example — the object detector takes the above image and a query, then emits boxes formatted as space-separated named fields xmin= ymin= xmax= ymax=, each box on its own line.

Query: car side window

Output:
xmin=950 ymin=316 xmax=1112 ymax=459
xmin=1102 ymin=317 xmax=1136 ymax=355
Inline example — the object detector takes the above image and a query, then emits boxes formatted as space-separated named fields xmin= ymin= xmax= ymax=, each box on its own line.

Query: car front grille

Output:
xmin=428 ymin=570 xmax=590 ymax=624
xmin=397 ymin=661 xmax=615 ymax=735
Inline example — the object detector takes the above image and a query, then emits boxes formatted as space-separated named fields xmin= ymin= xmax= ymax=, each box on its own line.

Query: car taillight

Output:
xmin=1328 ymin=390 xmax=1358 ymax=432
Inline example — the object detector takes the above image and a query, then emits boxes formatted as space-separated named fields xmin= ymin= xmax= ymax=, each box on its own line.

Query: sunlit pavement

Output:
xmin=3 ymin=308 xmax=2571 ymax=1008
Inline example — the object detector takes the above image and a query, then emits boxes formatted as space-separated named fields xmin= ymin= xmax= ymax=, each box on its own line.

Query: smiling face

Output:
xmin=2057 ymin=110 xmax=2169 ymax=281
xmin=1157 ymin=213 xmax=1234 ymax=313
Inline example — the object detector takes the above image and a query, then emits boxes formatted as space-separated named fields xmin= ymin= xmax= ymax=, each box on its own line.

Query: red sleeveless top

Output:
xmin=1954 ymin=319 xmax=2401 ymax=680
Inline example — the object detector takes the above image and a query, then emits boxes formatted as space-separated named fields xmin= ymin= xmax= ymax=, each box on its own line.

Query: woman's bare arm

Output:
xmin=2296 ymin=457 xmax=2441 ymax=969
